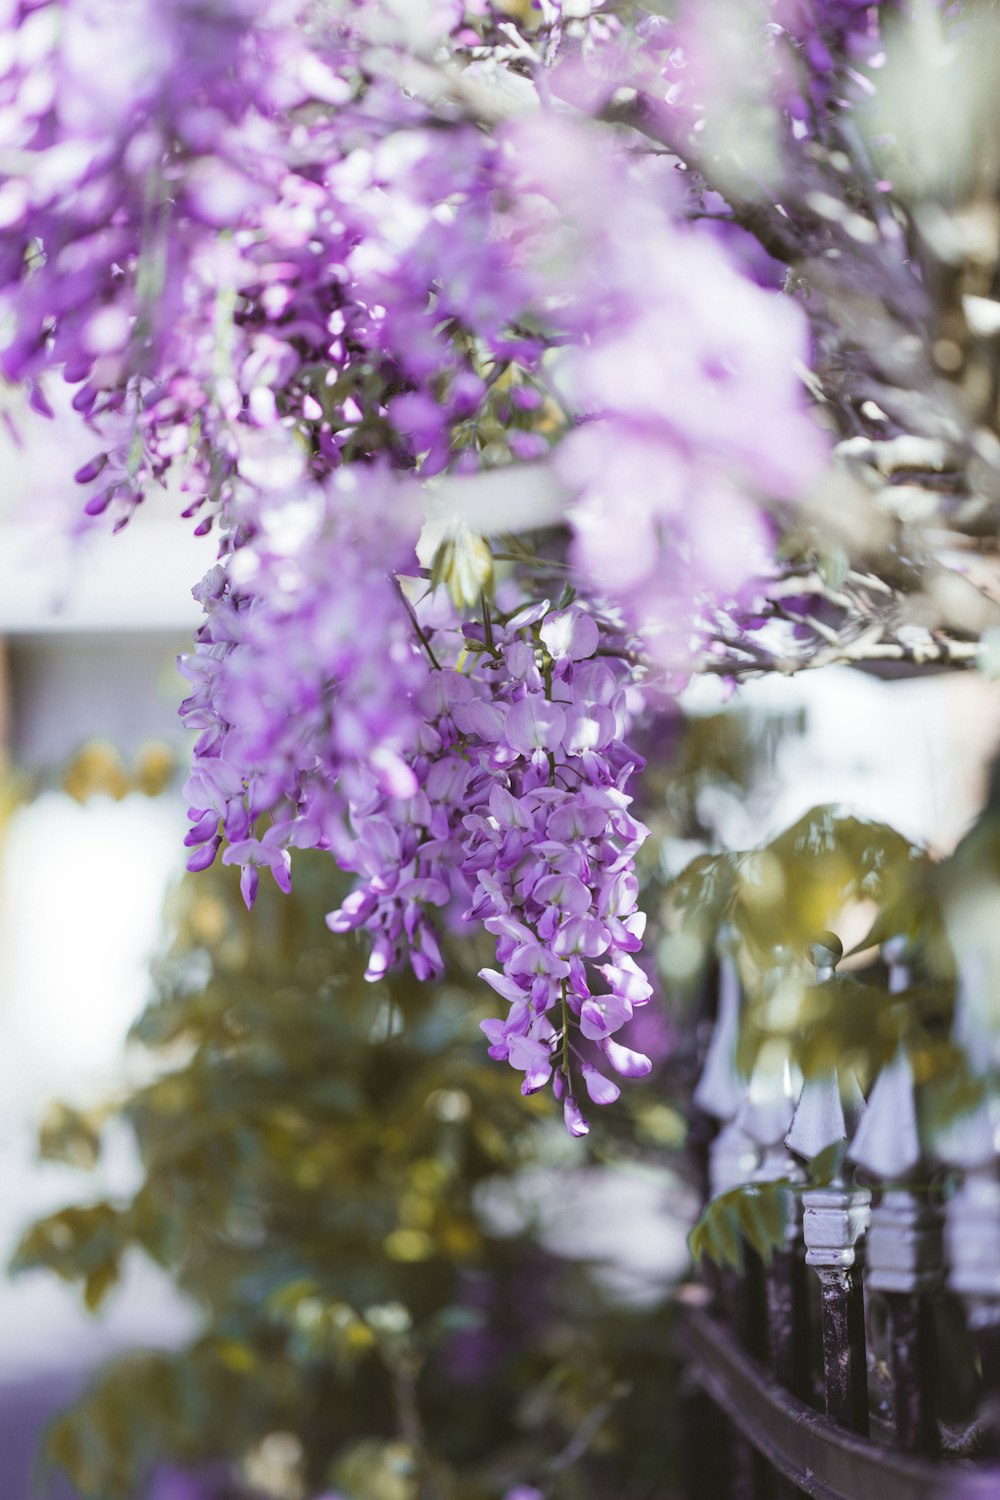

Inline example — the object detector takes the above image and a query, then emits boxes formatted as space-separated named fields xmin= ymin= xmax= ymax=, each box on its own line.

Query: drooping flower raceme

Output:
xmin=0 ymin=0 xmax=537 ymax=529
xmin=0 ymin=0 xmax=322 ymax=514
xmin=179 ymin=467 xmax=430 ymax=906
xmin=327 ymin=597 xmax=654 ymax=1135
xmin=505 ymin=114 xmax=827 ymax=681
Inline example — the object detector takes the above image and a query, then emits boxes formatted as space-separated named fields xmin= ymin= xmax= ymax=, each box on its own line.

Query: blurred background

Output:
xmin=0 ymin=404 xmax=215 ymax=1498
xmin=3 ymin=405 xmax=1000 ymax=1500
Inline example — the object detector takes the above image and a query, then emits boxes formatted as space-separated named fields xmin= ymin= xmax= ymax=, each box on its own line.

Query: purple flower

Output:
xmin=601 ymin=1037 xmax=653 ymax=1078
xmin=582 ymin=1063 xmax=621 ymax=1106
xmin=179 ymin=468 xmax=430 ymax=904
xmin=0 ymin=0 xmax=860 ymax=1145
xmin=328 ymin=592 xmax=654 ymax=1130
xmin=539 ymin=605 xmax=600 ymax=665
xmin=504 ymin=696 xmax=567 ymax=756
xmin=564 ymin=1094 xmax=590 ymax=1137
xmin=503 ymin=111 xmax=828 ymax=675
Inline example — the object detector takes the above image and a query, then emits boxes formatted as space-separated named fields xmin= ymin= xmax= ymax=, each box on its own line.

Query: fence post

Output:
xmin=689 ymin=938 xmax=770 ymax=1500
xmin=695 ymin=939 xmax=765 ymax=1356
xmin=849 ymin=939 xmax=941 ymax=1457
xmin=737 ymin=1034 xmax=809 ymax=1401
xmin=696 ymin=936 xmax=760 ymax=1202
xmin=938 ymin=952 xmax=1000 ymax=1440
xmin=787 ymin=936 xmax=871 ymax=1435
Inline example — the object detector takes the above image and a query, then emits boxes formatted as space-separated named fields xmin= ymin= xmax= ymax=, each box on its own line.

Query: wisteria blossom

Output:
xmin=0 ymin=0 xmax=536 ymax=530
xmin=179 ymin=467 xmax=429 ymax=902
xmin=504 ymin=113 xmax=826 ymax=677
xmin=326 ymin=597 xmax=654 ymax=1131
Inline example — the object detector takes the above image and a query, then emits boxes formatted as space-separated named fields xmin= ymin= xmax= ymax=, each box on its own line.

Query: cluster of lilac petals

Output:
xmin=4 ymin=0 xmax=830 ymax=682
xmin=0 ymin=0 xmax=541 ymax=528
xmin=324 ymin=124 xmax=540 ymax=476
xmin=179 ymin=468 xmax=430 ymax=902
xmin=773 ymin=0 xmax=887 ymax=110
xmin=627 ymin=0 xmax=894 ymax=127
xmin=325 ymin=663 xmax=478 ymax=986
xmin=506 ymin=115 xmax=828 ymax=679
xmin=0 ymin=0 xmax=318 ymax=511
xmin=327 ymin=599 xmax=655 ymax=1132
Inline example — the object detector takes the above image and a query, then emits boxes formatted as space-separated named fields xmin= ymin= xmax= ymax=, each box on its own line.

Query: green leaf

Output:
xmin=738 ymin=1181 xmax=788 ymax=1260
xmin=667 ymin=852 xmax=738 ymax=923
xmin=807 ymin=1141 xmax=849 ymax=1187
xmin=38 ymin=1102 xmax=104 ymax=1170
xmin=11 ymin=1203 xmax=125 ymax=1310
xmin=688 ymin=1182 xmax=789 ymax=1270
xmin=83 ymin=1259 xmax=121 ymax=1314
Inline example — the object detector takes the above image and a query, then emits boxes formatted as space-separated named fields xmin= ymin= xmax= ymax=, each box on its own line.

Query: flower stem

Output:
xmin=480 ymin=591 xmax=501 ymax=662
xmin=394 ymin=576 xmax=441 ymax=670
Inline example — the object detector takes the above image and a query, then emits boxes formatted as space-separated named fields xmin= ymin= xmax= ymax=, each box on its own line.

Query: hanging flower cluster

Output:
xmin=0 ymin=0 xmax=536 ymax=530
xmin=1 ymin=0 xmax=325 ymax=512
xmin=326 ymin=597 xmax=653 ymax=1134
xmin=504 ymin=113 xmax=826 ymax=680
xmin=179 ymin=468 xmax=430 ymax=905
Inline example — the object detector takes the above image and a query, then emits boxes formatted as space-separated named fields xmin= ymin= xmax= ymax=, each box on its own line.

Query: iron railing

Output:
xmin=677 ymin=935 xmax=1000 ymax=1499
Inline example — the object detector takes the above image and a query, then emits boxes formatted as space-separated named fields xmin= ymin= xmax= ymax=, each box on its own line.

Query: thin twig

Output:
xmin=393 ymin=576 xmax=441 ymax=670
xmin=698 ymin=632 xmax=980 ymax=678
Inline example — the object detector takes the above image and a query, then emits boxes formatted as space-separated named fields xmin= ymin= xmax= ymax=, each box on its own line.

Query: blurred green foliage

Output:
xmin=19 ymin=708 xmax=1000 ymax=1477
xmin=688 ymin=1141 xmax=849 ymax=1271
xmin=671 ymin=777 xmax=1000 ymax=1269
xmin=688 ymin=1182 xmax=787 ymax=1272
xmin=666 ymin=804 xmax=956 ymax=1083
xmin=13 ymin=854 xmax=681 ymax=1500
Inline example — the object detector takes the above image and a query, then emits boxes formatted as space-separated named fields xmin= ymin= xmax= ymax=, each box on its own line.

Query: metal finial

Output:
xmin=881 ymin=933 xmax=910 ymax=966
xmin=809 ymin=931 xmax=843 ymax=983
xmin=694 ymin=953 xmax=745 ymax=1123
xmin=736 ymin=1043 xmax=803 ymax=1152
xmin=786 ymin=1068 xmax=853 ymax=1164
xmin=849 ymin=1043 xmax=921 ymax=1181
xmin=952 ymin=948 xmax=993 ymax=1074
xmin=717 ymin=920 xmax=740 ymax=958
xmin=882 ymin=933 xmax=914 ymax=994
xmin=934 ymin=1089 xmax=1000 ymax=1172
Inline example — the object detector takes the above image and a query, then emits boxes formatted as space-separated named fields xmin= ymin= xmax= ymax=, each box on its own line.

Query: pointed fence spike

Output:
xmin=938 ymin=948 xmax=1000 ymax=1311
xmin=739 ymin=1024 xmax=809 ymax=1400
xmin=943 ymin=1109 xmax=1000 ymax=1301
xmin=934 ymin=1090 xmax=1000 ymax=1172
xmin=935 ymin=949 xmax=1000 ymax=1169
xmin=785 ymin=939 xmax=870 ymax=1436
xmin=842 ymin=1069 xmax=866 ymax=1133
xmin=694 ymin=953 xmax=745 ymax=1123
xmin=853 ymin=1013 xmax=942 ymax=1455
xmin=850 ymin=1043 xmax=922 ymax=1182
xmin=882 ymin=932 xmax=914 ymax=995
xmin=784 ymin=938 xmax=860 ymax=1164
xmin=940 ymin=948 xmax=1000 ymax=1427
xmin=952 ymin=948 xmax=994 ymax=1073
xmin=736 ymin=1044 xmax=803 ymax=1155
xmin=707 ymin=1121 xmax=760 ymax=1200
xmin=694 ymin=938 xmax=761 ymax=1200
xmin=786 ymin=1067 xmax=848 ymax=1163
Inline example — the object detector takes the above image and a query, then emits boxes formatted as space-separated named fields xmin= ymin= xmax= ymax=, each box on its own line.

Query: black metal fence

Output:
xmin=676 ymin=939 xmax=1000 ymax=1499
